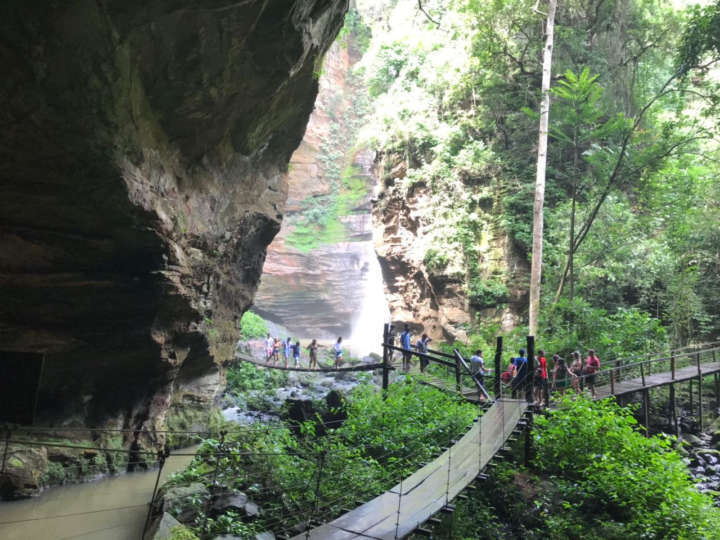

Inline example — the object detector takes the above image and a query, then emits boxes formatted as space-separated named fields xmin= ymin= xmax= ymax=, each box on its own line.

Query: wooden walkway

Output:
xmin=594 ymin=361 xmax=720 ymax=400
xmin=291 ymin=399 xmax=527 ymax=540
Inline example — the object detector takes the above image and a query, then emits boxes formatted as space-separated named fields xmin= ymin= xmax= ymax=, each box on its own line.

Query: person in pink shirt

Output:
xmin=585 ymin=349 xmax=600 ymax=398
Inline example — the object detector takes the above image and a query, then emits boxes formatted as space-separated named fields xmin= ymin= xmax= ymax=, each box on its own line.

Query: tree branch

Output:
xmin=418 ymin=0 xmax=441 ymax=27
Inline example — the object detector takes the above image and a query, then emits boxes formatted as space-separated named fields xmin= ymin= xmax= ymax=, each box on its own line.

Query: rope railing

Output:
xmin=291 ymin=398 xmax=528 ymax=539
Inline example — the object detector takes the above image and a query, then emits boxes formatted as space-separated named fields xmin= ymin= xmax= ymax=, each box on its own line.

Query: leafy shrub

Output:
xmin=239 ymin=311 xmax=268 ymax=340
xmin=533 ymin=396 xmax=720 ymax=538
xmin=468 ymin=277 xmax=508 ymax=308
xmin=168 ymin=526 xmax=199 ymax=540
xmin=165 ymin=380 xmax=476 ymax=536
xmin=225 ymin=361 xmax=288 ymax=394
xmin=541 ymin=297 xmax=668 ymax=361
xmin=423 ymin=248 xmax=449 ymax=273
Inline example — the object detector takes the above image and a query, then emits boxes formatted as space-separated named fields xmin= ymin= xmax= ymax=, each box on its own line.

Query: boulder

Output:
xmin=0 ymin=445 xmax=48 ymax=499
xmin=153 ymin=512 xmax=197 ymax=540
xmin=244 ymin=501 xmax=261 ymax=517
xmin=683 ymin=433 xmax=704 ymax=446
xmin=211 ymin=492 xmax=249 ymax=514
xmin=162 ymin=483 xmax=210 ymax=523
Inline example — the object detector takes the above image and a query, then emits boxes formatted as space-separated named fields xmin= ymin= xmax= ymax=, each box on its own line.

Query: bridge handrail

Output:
xmin=558 ymin=345 xmax=720 ymax=388
xmin=596 ymin=345 xmax=719 ymax=375
xmin=235 ymin=352 xmax=387 ymax=373
xmin=382 ymin=342 xmax=458 ymax=369
xmin=454 ymin=349 xmax=491 ymax=400
xmin=595 ymin=340 xmax=720 ymax=369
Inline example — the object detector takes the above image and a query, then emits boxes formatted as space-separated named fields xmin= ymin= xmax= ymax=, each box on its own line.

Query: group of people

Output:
xmin=399 ymin=324 xmax=433 ymax=372
xmin=500 ymin=348 xmax=601 ymax=405
xmin=263 ymin=334 xmax=345 ymax=369
xmin=391 ymin=323 xmax=602 ymax=406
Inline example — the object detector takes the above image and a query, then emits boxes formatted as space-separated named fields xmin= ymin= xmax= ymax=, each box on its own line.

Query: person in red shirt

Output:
xmin=585 ymin=349 xmax=601 ymax=398
xmin=534 ymin=349 xmax=548 ymax=406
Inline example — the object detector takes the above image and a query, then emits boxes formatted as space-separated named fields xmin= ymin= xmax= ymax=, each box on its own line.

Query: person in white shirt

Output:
xmin=264 ymin=334 xmax=274 ymax=362
xmin=333 ymin=337 xmax=343 ymax=368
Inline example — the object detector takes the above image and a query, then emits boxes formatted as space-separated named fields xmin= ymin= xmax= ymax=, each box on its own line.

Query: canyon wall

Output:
xmin=372 ymin=156 xmax=528 ymax=342
xmin=0 ymin=0 xmax=347 ymax=465
xmin=254 ymin=31 xmax=383 ymax=341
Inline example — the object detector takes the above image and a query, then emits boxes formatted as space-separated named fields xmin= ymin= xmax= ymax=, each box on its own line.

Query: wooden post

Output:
xmin=610 ymin=367 xmax=615 ymax=395
xmin=671 ymin=353 xmax=675 ymax=380
xmin=697 ymin=352 xmax=703 ymax=431
xmin=689 ymin=379 xmax=693 ymax=412
xmin=382 ymin=323 xmax=390 ymax=392
xmin=714 ymin=372 xmax=719 ymax=410
xmin=642 ymin=388 xmax=650 ymax=437
xmin=526 ymin=336 xmax=535 ymax=404
xmin=640 ymin=362 xmax=646 ymax=387
xmin=615 ymin=359 xmax=621 ymax=383
xmin=494 ymin=337 xmax=503 ymax=399
xmin=524 ymin=412 xmax=533 ymax=468
xmin=669 ymin=383 xmax=679 ymax=437
xmin=455 ymin=356 xmax=462 ymax=393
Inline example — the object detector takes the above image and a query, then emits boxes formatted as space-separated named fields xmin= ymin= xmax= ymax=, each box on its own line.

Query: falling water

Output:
xmin=348 ymin=238 xmax=390 ymax=357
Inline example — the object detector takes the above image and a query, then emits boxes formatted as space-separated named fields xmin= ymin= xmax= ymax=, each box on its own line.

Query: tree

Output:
xmin=529 ymin=0 xmax=557 ymax=337
xmin=548 ymin=68 xmax=626 ymax=306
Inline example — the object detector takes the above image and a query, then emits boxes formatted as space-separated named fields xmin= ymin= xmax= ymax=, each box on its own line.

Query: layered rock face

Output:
xmin=0 ymin=0 xmax=347 ymax=437
xmin=254 ymin=36 xmax=383 ymax=340
xmin=372 ymin=158 xmax=528 ymax=342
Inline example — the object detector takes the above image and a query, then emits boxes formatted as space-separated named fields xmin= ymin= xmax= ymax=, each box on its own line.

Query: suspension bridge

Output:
xmin=2 ymin=332 xmax=720 ymax=540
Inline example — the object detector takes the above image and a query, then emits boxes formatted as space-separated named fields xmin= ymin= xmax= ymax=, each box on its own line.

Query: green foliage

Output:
xmin=225 ymin=361 xmax=288 ymax=394
xmin=239 ymin=311 xmax=268 ymax=340
xmin=168 ymin=526 xmax=199 ymax=540
xmin=541 ymin=297 xmax=667 ymax=360
xmin=166 ymin=380 xmax=476 ymax=536
xmin=41 ymin=461 xmax=66 ymax=485
xmin=468 ymin=277 xmax=508 ymax=309
xmin=337 ymin=8 xmax=372 ymax=55
xmin=533 ymin=396 xmax=720 ymax=538
xmin=678 ymin=0 xmax=720 ymax=73
xmin=423 ymin=248 xmax=449 ymax=273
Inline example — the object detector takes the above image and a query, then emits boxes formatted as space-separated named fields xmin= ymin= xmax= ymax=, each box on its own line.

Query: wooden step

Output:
xmin=414 ymin=527 xmax=433 ymax=536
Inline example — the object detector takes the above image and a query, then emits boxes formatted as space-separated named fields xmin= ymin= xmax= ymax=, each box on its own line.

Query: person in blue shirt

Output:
xmin=470 ymin=350 xmax=486 ymax=382
xmin=400 ymin=325 xmax=412 ymax=372
xmin=415 ymin=333 xmax=432 ymax=372
xmin=511 ymin=348 xmax=528 ymax=398
xmin=292 ymin=340 xmax=301 ymax=367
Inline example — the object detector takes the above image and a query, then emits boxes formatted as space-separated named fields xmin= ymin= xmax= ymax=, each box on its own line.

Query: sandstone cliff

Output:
xmin=0 ymin=0 xmax=347 ymax=461
xmin=372 ymin=155 xmax=528 ymax=342
xmin=254 ymin=26 xmax=381 ymax=340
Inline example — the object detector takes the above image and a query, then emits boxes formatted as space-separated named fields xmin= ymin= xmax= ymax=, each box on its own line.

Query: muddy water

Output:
xmin=0 ymin=448 xmax=198 ymax=540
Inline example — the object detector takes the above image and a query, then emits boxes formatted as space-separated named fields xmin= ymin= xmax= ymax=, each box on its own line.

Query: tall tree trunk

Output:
xmin=528 ymin=0 xmax=557 ymax=337
xmin=568 ymin=126 xmax=579 ymax=327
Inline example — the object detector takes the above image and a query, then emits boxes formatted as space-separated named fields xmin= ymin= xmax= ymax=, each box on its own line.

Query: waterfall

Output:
xmin=349 ymin=241 xmax=390 ymax=357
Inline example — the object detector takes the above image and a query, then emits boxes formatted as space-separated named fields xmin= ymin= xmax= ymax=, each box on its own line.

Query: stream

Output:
xmin=0 ymin=447 xmax=198 ymax=540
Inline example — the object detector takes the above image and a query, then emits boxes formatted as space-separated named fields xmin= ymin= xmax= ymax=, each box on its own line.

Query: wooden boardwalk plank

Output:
xmin=291 ymin=399 xmax=527 ymax=540
xmin=593 ymin=362 xmax=720 ymax=399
